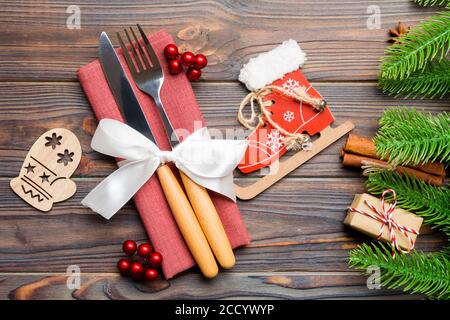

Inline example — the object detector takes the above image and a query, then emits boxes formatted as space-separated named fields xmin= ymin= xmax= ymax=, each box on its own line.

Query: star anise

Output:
xmin=388 ymin=22 xmax=410 ymax=44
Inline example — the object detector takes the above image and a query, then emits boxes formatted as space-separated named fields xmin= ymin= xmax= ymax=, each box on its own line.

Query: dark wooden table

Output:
xmin=0 ymin=0 xmax=448 ymax=300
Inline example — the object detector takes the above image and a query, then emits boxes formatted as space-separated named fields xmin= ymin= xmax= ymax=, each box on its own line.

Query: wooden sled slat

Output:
xmin=235 ymin=121 xmax=354 ymax=200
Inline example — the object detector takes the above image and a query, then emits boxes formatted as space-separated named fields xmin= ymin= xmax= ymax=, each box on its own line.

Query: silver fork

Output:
xmin=118 ymin=25 xmax=236 ymax=270
xmin=117 ymin=25 xmax=175 ymax=145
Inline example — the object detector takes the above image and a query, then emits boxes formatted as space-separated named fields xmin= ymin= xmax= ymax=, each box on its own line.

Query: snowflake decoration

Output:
xmin=266 ymin=130 xmax=283 ymax=152
xmin=282 ymin=78 xmax=300 ymax=93
xmin=45 ymin=133 xmax=62 ymax=150
xmin=57 ymin=149 xmax=74 ymax=166
xmin=283 ymin=110 xmax=295 ymax=123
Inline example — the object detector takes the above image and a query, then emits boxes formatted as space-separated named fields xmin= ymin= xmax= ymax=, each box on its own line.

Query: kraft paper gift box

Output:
xmin=344 ymin=193 xmax=423 ymax=250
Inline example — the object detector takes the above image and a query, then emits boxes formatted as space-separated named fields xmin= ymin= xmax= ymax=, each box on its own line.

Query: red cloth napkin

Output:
xmin=77 ymin=30 xmax=250 ymax=279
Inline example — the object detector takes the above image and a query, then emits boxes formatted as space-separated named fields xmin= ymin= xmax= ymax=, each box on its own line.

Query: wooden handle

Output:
xmin=156 ymin=164 xmax=218 ymax=278
xmin=180 ymin=172 xmax=236 ymax=269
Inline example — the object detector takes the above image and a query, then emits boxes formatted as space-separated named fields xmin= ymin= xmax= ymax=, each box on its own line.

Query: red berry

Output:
xmin=186 ymin=68 xmax=202 ymax=81
xmin=148 ymin=252 xmax=163 ymax=268
xmin=164 ymin=43 xmax=179 ymax=60
xmin=168 ymin=58 xmax=183 ymax=75
xmin=122 ymin=240 xmax=137 ymax=256
xmin=117 ymin=258 xmax=131 ymax=275
xmin=193 ymin=54 xmax=208 ymax=69
xmin=137 ymin=243 xmax=152 ymax=257
xmin=129 ymin=262 xmax=144 ymax=280
xmin=181 ymin=51 xmax=195 ymax=67
xmin=144 ymin=268 xmax=159 ymax=281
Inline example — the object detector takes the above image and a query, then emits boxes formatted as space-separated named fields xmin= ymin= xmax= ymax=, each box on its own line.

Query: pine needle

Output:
xmin=367 ymin=171 xmax=450 ymax=236
xmin=379 ymin=60 xmax=450 ymax=98
xmin=374 ymin=108 xmax=450 ymax=165
xmin=414 ymin=0 xmax=450 ymax=6
xmin=349 ymin=243 xmax=450 ymax=299
xmin=381 ymin=10 xmax=450 ymax=80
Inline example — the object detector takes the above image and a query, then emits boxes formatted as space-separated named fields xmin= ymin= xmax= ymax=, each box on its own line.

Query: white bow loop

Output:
xmin=81 ymin=119 xmax=247 ymax=220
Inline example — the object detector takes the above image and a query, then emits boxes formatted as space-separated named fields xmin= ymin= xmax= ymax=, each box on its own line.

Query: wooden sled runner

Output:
xmin=235 ymin=121 xmax=354 ymax=200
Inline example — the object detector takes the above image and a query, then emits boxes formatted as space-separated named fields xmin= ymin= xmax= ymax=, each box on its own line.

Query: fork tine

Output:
xmin=137 ymin=24 xmax=160 ymax=70
xmin=117 ymin=32 xmax=137 ymax=76
xmin=129 ymin=27 xmax=151 ymax=70
xmin=124 ymin=28 xmax=144 ymax=72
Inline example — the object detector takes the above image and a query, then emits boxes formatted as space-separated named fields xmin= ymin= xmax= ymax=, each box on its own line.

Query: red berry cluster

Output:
xmin=117 ymin=240 xmax=163 ymax=281
xmin=163 ymin=43 xmax=207 ymax=81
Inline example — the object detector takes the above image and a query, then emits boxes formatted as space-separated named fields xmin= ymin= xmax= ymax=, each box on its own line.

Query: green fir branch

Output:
xmin=367 ymin=171 xmax=450 ymax=236
xmin=349 ymin=243 xmax=450 ymax=299
xmin=379 ymin=60 xmax=450 ymax=98
xmin=414 ymin=0 xmax=450 ymax=6
xmin=381 ymin=10 xmax=450 ymax=80
xmin=374 ymin=108 xmax=450 ymax=165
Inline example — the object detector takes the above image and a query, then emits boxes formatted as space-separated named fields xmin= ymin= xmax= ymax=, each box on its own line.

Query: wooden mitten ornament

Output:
xmin=10 ymin=128 xmax=81 ymax=211
xmin=235 ymin=40 xmax=354 ymax=199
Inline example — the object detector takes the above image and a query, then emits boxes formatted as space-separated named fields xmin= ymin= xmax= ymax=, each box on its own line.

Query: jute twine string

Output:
xmin=237 ymin=85 xmax=327 ymax=151
xmin=361 ymin=160 xmax=397 ymax=176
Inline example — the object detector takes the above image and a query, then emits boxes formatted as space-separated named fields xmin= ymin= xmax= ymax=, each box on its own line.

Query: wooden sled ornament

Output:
xmin=234 ymin=67 xmax=354 ymax=200
xmin=10 ymin=128 xmax=81 ymax=211
xmin=234 ymin=40 xmax=355 ymax=200
xmin=235 ymin=121 xmax=354 ymax=200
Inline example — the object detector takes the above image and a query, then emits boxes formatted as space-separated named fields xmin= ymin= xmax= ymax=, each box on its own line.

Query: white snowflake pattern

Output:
xmin=283 ymin=110 xmax=295 ymax=123
xmin=281 ymin=78 xmax=300 ymax=93
xmin=266 ymin=130 xmax=283 ymax=152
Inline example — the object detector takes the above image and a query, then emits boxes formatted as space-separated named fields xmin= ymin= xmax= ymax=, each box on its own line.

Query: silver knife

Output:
xmin=98 ymin=31 xmax=219 ymax=278
xmin=99 ymin=32 xmax=155 ymax=143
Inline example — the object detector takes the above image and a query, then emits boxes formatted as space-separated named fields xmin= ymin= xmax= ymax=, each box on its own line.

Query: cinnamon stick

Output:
xmin=343 ymin=133 xmax=446 ymax=177
xmin=342 ymin=153 xmax=444 ymax=186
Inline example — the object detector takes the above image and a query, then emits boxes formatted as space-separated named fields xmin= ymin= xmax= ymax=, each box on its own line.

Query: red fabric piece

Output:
xmin=77 ymin=30 xmax=250 ymax=279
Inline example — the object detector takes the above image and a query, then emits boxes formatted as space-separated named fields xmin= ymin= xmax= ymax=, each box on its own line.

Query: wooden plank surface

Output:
xmin=0 ymin=82 xmax=448 ymax=178
xmin=0 ymin=0 xmax=447 ymax=300
xmin=0 ymin=177 xmax=445 ymax=273
xmin=0 ymin=0 xmax=441 ymax=81
xmin=1 ymin=272 xmax=426 ymax=300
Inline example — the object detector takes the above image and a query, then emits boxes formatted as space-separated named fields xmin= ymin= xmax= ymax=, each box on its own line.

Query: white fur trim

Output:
xmin=238 ymin=39 xmax=306 ymax=91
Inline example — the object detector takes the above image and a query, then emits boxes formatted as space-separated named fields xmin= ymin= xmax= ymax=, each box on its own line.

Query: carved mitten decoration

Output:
xmin=10 ymin=128 xmax=82 ymax=211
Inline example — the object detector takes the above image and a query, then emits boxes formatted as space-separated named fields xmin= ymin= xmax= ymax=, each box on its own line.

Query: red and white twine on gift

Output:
xmin=348 ymin=189 xmax=419 ymax=258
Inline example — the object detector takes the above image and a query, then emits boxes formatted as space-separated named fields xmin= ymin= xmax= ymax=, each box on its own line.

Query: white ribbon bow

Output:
xmin=81 ymin=119 xmax=248 ymax=220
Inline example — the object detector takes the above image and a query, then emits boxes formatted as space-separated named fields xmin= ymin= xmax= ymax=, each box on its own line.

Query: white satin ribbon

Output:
xmin=81 ymin=119 xmax=248 ymax=220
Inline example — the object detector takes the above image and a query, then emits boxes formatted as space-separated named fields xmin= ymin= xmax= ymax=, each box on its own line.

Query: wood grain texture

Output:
xmin=0 ymin=82 xmax=448 ymax=178
xmin=0 ymin=0 xmax=448 ymax=300
xmin=0 ymin=272 xmax=425 ymax=300
xmin=0 ymin=0 xmax=442 ymax=81
xmin=0 ymin=177 xmax=445 ymax=273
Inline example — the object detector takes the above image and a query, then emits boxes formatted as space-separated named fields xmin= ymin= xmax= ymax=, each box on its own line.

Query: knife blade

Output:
xmin=99 ymin=32 xmax=156 ymax=143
